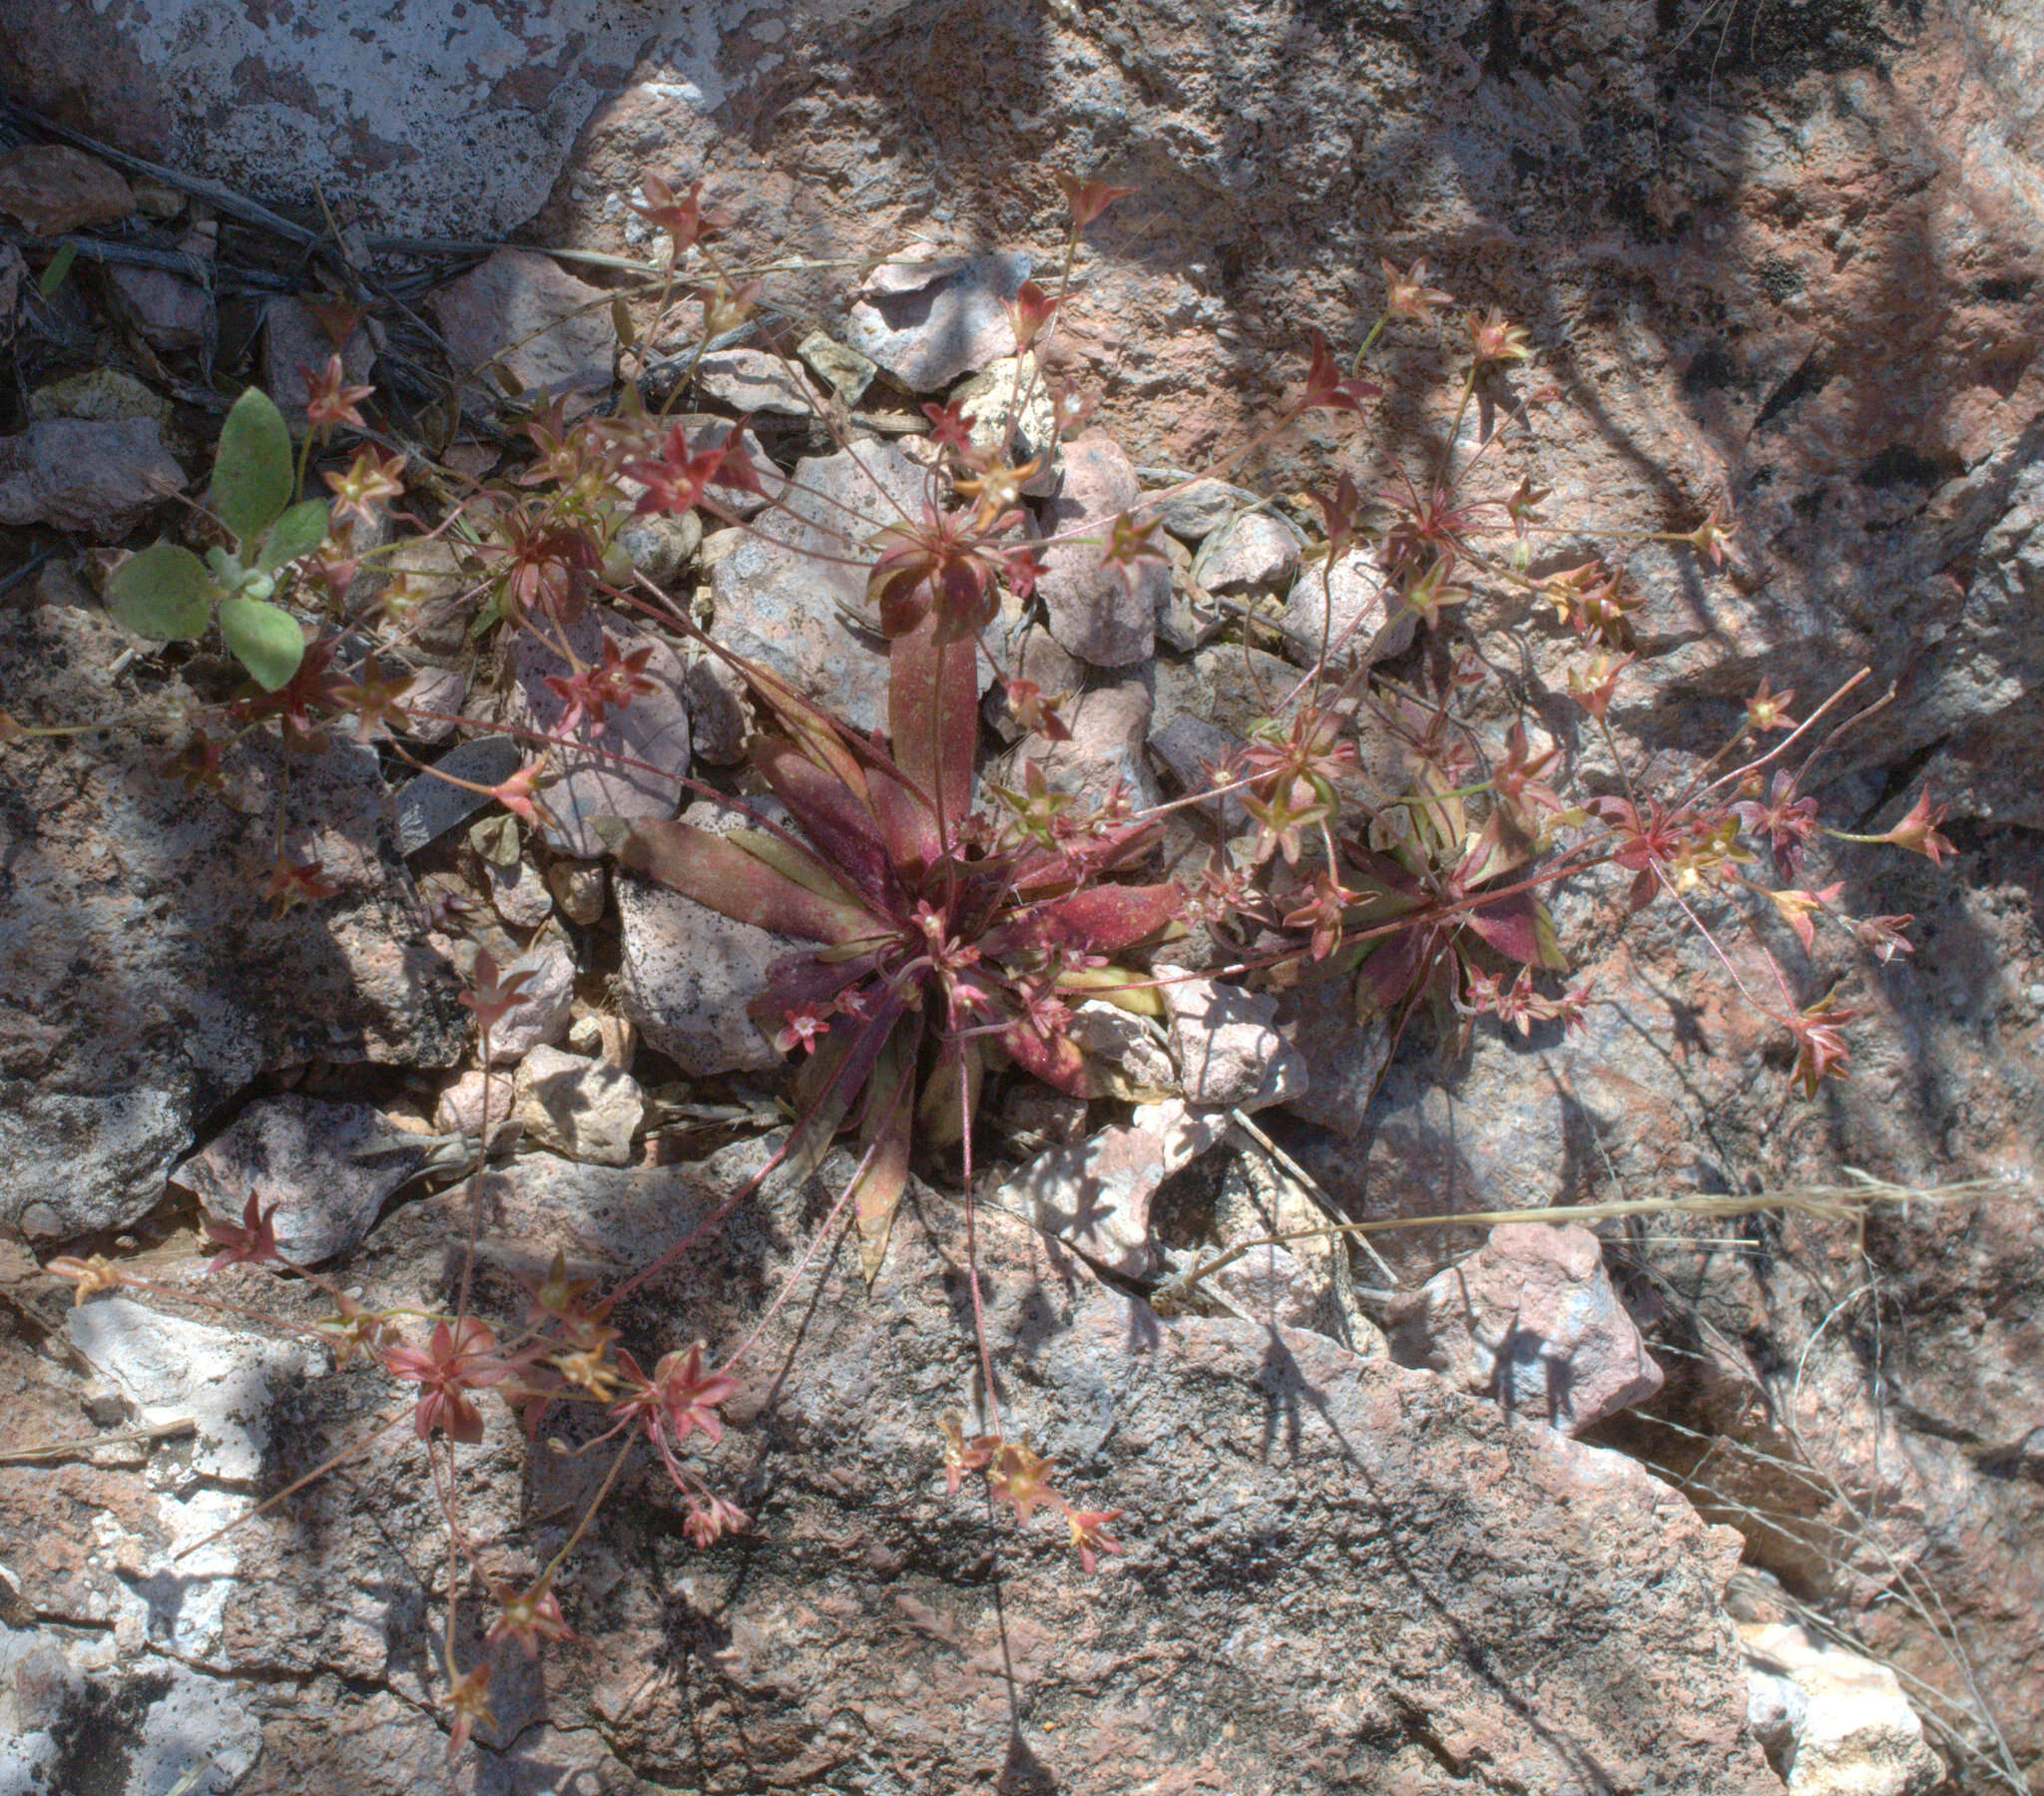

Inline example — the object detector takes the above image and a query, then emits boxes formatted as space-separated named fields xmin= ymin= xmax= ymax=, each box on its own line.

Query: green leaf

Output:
xmin=212 ymin=388 xmax=294 ymax=543
xmin=37 ymin=242 xmax=77 ymax=297
xmin=217 ymin=595 xmax=304 ymax=691
xmin=107 ymin=543 xmax=217 ymax=641
xmin=254 ymin=498 xmax=330 ymax=573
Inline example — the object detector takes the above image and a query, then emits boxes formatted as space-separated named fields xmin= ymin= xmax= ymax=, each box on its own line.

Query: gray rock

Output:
xmin=843 ymin=247 xmax=1032 ymax=391
xmin=1148 ymin=711 xmax=1247 ymax=833
xmin=0 ymin=417 xmax=184 ymax=538
xmin=429 ymin=247 xmax=614 ymax=409
xmin=546 ymin=857 xmax=607 ymax=926
xmin=1159 ymin=969 xmax=1309 ymax=1111
xmin=0 ymin=0 xmax=678 ymax=238
xmin=1192 ymin=511 xmax=1301 ymax=593
xmin=997 ymin=665 xmax=1160 ymax=810
xmin=173 ymin=1095 xmax=432 ymax=1263
xmin=1151 ymin=477 xmax=1263 ymax=543
xmin=1279 ymin=553 xmax=1409 ymax=665
xmin=107 ymin=264 xmax=212 ymax=352
xmin=1067 ymin=1000 xmax=1177 ymax=1098
xmin=797 ymin=328 xmax=877 ymax=405
xmin=1000 ymin=1099 xmax=1228 ymax=1276
xmin=0 ymin=607 xmax=464 ymax=1238
xmin=499 ymin=612 xmax=691 ymax=859
xmin=482 ymin=849 xmax=556 ymax=930
xmin=477 ymin=935 xmax=577 ymax=1063
xmin=616 ymin=504 xmax=702 ymax=585
xmin=706 ymin=436 xmax=931 ymax=733
xmin=66 ymin=1297 xmax=322 ymax=1485
xmin=262 ymin=294 xmax=376 ymax=417
xmin=615 ymin=811 xmax=790 ymax=1078
xmin=1272 ymin=970 xmax=1395 ymax=1138
xmin=392 ymin=733 xmax=523 ymax=855
xmin=693 ymin=345 xmax=824 ymax=415
xmin=512 ymin=1044 xmax=645 ymax=1165
xmin=1036 ymin=432 xmax=1163 ymax=668
xmin=684 ymin=651 xmax=751 ymax=764
xmin=1384 ymin=1222 xmax=1665 ymax=1435
xmin=123 ymin=1662 xmax=264 ymax=1796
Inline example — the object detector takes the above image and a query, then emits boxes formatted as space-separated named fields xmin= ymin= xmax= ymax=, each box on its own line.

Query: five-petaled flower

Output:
xmin=204 ymin=1191 xmax=283 ymax=1272
xmin=1745 ymin=676 xmax=1795 ymax=734
xmin=382 ymin=1317 xmax=510 ymax=1444
xmin=1381 ymin=256 xmax=1453 ymax=323
xmin=988 ymin=1442 xmax=1056 ymax=1523
xmin=1882 ymin=791 xmax=1953 ymax=866
xmin=611 ymin=1342 xmax=738 ymax=1454
xmin=300 ymin=353 xmax=373 ymax=433
xmin=261 ymin=854 xmax=338 ymax=918
xmin=323 ymin=447 xmax=406 ymax=529
xmin=1062 ymin=1506 xmax=1124 ymax=1573
xmin=488 ymin=1578 xmax=573 ymax=1657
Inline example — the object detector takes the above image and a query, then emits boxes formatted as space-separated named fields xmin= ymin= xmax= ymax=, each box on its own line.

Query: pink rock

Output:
xmin=1385 ymin=1221 xmax=1664 ymax=1435
xmin=843 ymin=248 xmax=1031 ymax=391
xmin=1158 ymin=970 xmax=1309 ymax=1112
xmin=1192 ymin=512 xmax=1300 ymax=593
xmin=500 ymin=612 xmax=691 ymax=860
xmin=1000 ymin=1099 xmax=1228 ymax=1275
xmin=1035 ymin=432 xmax=1161 ymax=668
xmin=0 ymin=146 xmax=133 ymax=235
xmin=429 ymin=248 xmax=614 ymax=410
xmin=107 ymin=265 xmax=211 ymax=351
xmin=434 ymin=1069 xmax=520 ymax=1150
xmin=0 ymin=417 xmax=184 ymax=538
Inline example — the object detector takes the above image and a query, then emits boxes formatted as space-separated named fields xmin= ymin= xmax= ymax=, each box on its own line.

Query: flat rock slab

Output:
xmin=0 ymin=416 xmax=185 ymax=538
xmin=0 ymin=606 xmax=465 ymax=1238
xmin=1386 ymin=1221 xmax=1666 ymax=1435
xmin=173 ymin=1095 xmax=433 ymax=1264
xmin=499 ymin=611 xmax=691 ymax=859
xmin=429 ymin=247 xmax=616 ymax=409
xmin=707 ymin=436 xmax=935 ymax=734
xmin=461 ymin=1155 xmax=1779 ymax=1796
xmin=844 ymin=248 xmax=1032 ymax=391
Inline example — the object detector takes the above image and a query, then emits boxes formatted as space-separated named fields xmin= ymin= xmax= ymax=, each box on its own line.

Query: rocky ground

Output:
xmin=1 ymin=1 xmax=2041 ymax=1793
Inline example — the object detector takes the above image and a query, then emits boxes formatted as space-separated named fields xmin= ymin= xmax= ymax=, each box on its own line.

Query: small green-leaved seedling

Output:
xmin=108 ymin=388 xmax=329 ymax=690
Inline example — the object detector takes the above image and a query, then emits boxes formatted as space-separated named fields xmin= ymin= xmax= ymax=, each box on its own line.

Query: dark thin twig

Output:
xmin=0 ymin=101 xmax=320 ymax=248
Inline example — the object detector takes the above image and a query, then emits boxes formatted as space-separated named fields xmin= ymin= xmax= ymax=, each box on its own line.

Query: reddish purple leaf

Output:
xmin=598 ymin=817 xmax=878 ymax=943
xmin=1013 ymin=882 xmax=1184 ymax=955
xmin=888 ymin=613 xmax=977 ymax=847
xmin=1000 ymin=1016 xmax=1091 ymax=1097
xmin=753 ymin=738 xmax=896 ymax=908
